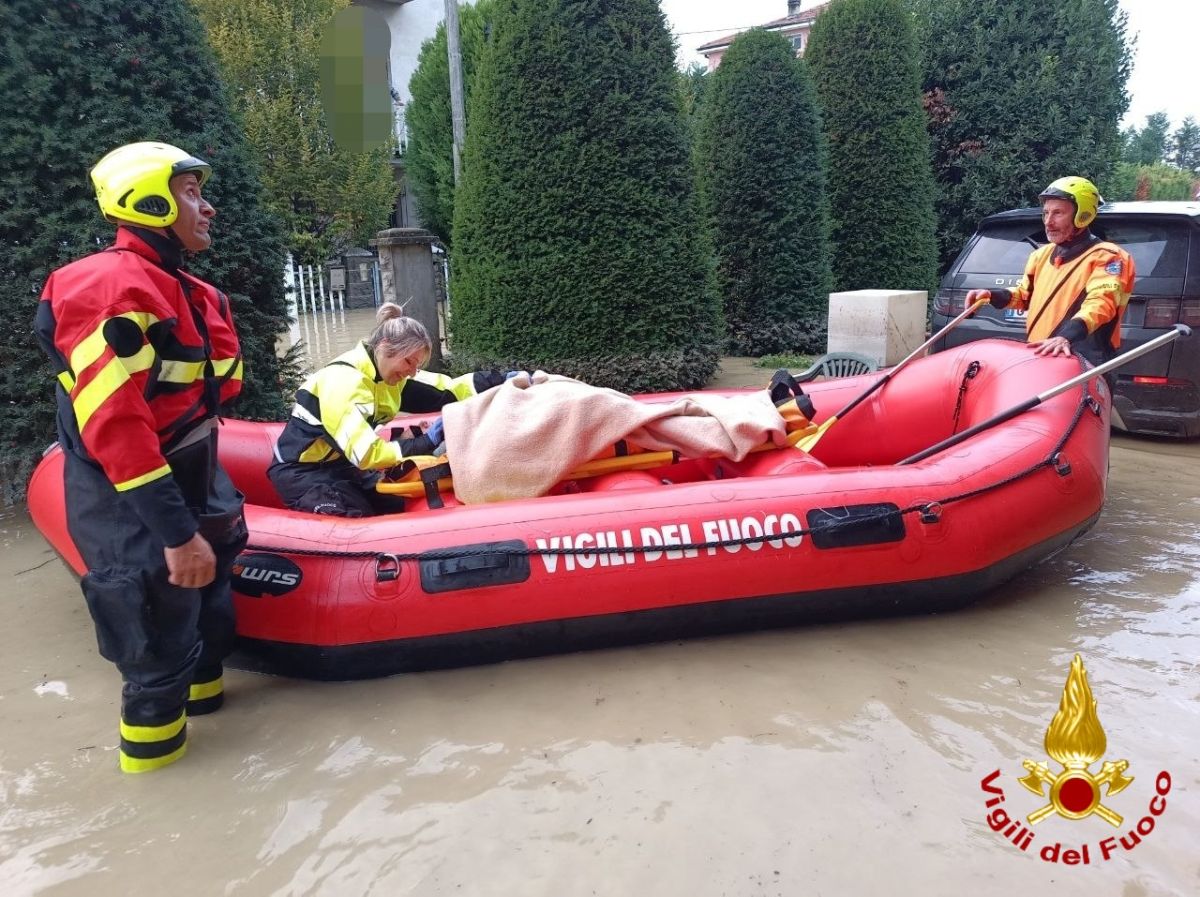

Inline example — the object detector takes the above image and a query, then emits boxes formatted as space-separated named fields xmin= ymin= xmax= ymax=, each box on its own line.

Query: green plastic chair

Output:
xmin=793 ymin=352 xmax=878 ymax=382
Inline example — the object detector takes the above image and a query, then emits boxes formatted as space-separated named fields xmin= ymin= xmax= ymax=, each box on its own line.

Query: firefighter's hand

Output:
xmin=165 ymin=532 xmax=217 ymax=588
xmin=1031 ymin=336 xmax=1072 ymax=357
xmin=963 ymin=289 xmax=991 ymax=316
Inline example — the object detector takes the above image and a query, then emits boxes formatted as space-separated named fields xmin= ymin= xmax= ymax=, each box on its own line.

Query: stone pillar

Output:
xmin=371 ymin=227 xmax=443 ymax=369
xmin=337 ymin=248 xmax=378 ymax=309
xmin=826 ymin=289 xmax=927 ymax=367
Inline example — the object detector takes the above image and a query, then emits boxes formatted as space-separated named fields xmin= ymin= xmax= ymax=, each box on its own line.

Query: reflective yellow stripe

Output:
xmin=114 ymin=463 xmax=172 ymax=492
xmin=158 ymin=359 xmax=205 ymax=384
xmin=73 ymin=358 xmax=130 ymax=429
xmin=298 ymin=440 xmax=339 ymax=464
xmin=120 ymin=742 xmax=187 ymax=774
xmin=57 ymin=370 xmax=75 ymax=391
xmin=189 ymin=677 xmax=223 ymax=701
xmin=159 ymin=355 xmax=241 ymax=385
xmin=120 ymin=712 xmax=186 ymax=744
xmin=68 ymin=311 xmax=160 ymax=375
xmin=122 ymin=343 xmax=156 ymax=373
xmin=72 ymin=345 xmax=156 ymax=430
xmin=213 ymin=356 xmax=241 ymax=377
xmin=68 ymin=326 xmax=113 ymax=377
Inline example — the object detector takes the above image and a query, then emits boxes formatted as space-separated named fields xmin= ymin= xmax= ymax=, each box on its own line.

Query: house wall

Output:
xmin=703 ymin=24 xmax=813 ymax=73
xmin=357 ymin=0 xmax=478 ymax=105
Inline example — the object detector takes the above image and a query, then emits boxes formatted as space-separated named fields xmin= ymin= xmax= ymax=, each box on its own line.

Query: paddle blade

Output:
xmin=794 ymin=415 xmax=838 ymax=452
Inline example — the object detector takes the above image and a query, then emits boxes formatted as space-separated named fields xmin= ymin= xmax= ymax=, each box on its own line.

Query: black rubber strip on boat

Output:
xmin=805 ymin=503 xmax=906 ymax=549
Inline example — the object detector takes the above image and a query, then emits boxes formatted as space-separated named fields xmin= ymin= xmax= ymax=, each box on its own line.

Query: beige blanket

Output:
xmin=441 ymin=371 xmax=786 ymax=504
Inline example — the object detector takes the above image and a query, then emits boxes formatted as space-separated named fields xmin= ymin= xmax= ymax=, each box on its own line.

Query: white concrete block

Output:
xmin=827 ymin=289 xmax=927 ymax=367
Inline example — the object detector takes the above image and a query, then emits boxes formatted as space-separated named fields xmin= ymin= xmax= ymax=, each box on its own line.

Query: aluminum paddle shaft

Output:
xmin=898 ymin=324 xmax=1191 ymax=466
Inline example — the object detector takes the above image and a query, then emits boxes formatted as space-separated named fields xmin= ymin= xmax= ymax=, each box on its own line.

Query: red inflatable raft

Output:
xmin=28 ymin=340 xmax=1110 ymax=679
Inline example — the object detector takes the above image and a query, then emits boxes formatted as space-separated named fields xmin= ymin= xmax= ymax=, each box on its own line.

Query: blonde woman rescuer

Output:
xmin=268 ymin=303 xmax=508 ymax=516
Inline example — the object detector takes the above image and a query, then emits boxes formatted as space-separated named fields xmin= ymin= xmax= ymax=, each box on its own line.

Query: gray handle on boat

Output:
xmin=897 ymin=324 xmax=1191 ymax=466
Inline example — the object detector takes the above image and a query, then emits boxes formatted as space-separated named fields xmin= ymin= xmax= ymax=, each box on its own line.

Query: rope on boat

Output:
xmin=245 ymin=392 xmax=1097 ymax=563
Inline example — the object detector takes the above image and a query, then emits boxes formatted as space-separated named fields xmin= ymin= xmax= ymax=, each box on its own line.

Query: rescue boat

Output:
xmin=28 ymin=339 xmax=1111 ymax=679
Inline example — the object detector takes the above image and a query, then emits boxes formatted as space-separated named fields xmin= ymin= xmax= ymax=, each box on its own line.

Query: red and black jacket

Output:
xmin=35 ymin=227 xmax=242 ymax=547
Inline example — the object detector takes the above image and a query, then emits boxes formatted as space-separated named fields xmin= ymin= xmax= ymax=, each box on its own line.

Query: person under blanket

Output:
xmin=436 ymin=369 xmax=812 ymax=505
xmin=268 ymin=305 xmax=507 ymax=517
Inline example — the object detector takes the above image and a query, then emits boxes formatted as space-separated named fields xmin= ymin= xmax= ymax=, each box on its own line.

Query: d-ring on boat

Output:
xmin=29 ymin=339 xmax=1118 ymax=679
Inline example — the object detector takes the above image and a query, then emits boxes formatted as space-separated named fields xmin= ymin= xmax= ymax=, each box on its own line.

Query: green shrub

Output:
xmin=914 ymin=0 xmax=1132 ymax=269
xmin=753 ymin=353 xmax=814 ymax=370
xmin=695 ymin=28 xmax=831 ymax=355
xmin=1107 ymin=162 xmax=1195 ymax=201
xmin=449 ymin=0 xmax=721 ymax=391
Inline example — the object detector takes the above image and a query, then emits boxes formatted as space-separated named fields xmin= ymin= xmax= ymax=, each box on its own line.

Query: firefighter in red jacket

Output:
xmin=34 ymin=142 xmax=248 ymax=773
xmin=967 ymin=176 xmax=1135 ymax=366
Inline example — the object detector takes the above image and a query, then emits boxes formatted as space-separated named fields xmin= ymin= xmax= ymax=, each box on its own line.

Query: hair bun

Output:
xmin=376 ymin=302 xmax=405 ymax=324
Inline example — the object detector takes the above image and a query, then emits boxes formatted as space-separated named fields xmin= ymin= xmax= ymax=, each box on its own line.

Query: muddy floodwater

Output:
xmin=2 ymin=310 xmax=1197 ymax=896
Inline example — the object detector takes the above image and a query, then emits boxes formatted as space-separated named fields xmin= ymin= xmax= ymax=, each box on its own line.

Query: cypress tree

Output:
xmin=806 ymin=0 xmax=938 ymax=295
xmin=695 ymin=28 xmax=831 ymax=355
xmin=405 ymin=0 xmax=498 ymax=247
xmin=679 ymin=62 xmax=710 ymax=137
xmin=0 ymin=0 xmax=290 ymax=498
xmin=449 ymin=0 xmax=721 ymax=392
xmin=915 ymin=0 xmax=1132 ymax=268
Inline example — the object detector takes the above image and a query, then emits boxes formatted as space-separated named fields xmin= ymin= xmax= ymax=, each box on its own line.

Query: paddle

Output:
xmin=897 ymin=324 xmax=1192 ymax=466
xmin=793 ymin=297 xmax=990 ymax=452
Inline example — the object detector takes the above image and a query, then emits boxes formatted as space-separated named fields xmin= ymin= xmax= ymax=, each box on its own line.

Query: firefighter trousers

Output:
xmin=65 ymin=445 xmax=247 ymax=772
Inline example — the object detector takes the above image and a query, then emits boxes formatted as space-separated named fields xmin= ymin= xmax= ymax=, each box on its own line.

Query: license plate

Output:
xmin=1004 ymin=308 xmax=1028 ymax=321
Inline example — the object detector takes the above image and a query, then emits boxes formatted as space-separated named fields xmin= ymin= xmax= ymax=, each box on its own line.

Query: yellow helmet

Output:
xmin=1038 ymin=176 xmax=1102 ymax=229
xmin=90 ymin=141 xmax=211 ymax=228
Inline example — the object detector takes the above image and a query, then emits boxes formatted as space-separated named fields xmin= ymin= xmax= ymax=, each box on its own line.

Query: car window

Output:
xmin=1090 ymin=221 xmax=1189 ymax=277
xmin=960 ymin=218 xmax=1191 ymax=279
xmin=958 ymin=223 xmax=1044 ymax=274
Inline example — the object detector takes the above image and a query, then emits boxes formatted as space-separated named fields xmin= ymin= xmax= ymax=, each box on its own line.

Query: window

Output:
xmin=960 ymin=218 xmax=1191 ymax=280
xmin=959 ymin=224 xmax=1044 ymax=274
xmin=1091 ymin=221 xmax=1189 ymax=278
xmin=791 ymin=34 xmax=805 ymax=51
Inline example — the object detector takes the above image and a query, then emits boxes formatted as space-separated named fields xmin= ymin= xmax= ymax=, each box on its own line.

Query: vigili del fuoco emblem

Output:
xmin=1017 ymin=654 xmax=1133 ymax=827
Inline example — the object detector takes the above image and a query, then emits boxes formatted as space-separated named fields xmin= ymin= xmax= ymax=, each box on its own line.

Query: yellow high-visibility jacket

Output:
xmin=273 ymin=342 xmax=488 ymax=471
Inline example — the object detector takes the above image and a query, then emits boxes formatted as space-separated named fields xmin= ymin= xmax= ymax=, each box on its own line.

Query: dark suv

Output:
xmin=930 ymin=201 xmax=1200 ymax=437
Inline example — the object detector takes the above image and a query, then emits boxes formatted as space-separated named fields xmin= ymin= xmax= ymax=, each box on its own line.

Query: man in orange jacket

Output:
xmin=966 ymin=176 xmax=1135 ymax=366
xmin=34 ymin=142 xmax=247 ymax=773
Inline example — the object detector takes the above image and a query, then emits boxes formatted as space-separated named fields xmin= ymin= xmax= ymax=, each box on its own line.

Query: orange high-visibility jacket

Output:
xmin=995 ymin=236 xmax=1136 ymax=352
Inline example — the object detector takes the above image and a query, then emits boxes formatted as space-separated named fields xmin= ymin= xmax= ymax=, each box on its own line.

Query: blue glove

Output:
xmin=505 ymin=370 xmax=531 ymax=381
xmin=425 ymin=417 xmax=444 ymax=445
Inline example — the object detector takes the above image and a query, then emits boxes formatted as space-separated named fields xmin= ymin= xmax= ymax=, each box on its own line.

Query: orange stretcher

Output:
xmin=375 ymin=423 xmax=820 ymax=498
